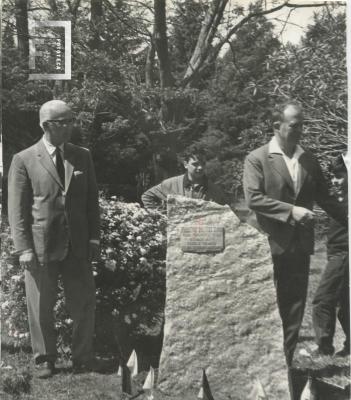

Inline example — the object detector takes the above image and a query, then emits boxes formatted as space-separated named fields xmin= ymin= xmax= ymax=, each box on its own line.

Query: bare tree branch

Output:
xmin=183 ymin=0 xmax=228 ymax=85
xmin=182 ymin=0 xmax=337 ymax=86
xmin=154 ymin=0 xmax=174 ymax=88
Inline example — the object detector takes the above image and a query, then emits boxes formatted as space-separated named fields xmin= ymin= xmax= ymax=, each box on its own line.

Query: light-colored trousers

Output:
xmin=24 ymin=250 xmax=96 ymax=364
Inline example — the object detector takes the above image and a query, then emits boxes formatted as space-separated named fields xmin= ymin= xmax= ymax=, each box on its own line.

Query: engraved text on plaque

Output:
xmin=180 ymin=225 xmax=224 ymax=253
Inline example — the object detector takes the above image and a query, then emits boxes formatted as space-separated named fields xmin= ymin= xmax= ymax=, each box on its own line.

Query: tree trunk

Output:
xmin=182 ymin=0 xmax=331 ymax=87
xmin=154 ymin=0 xmax=174 ymax=88
xmin=15 ymin=0 xmax=29 ymax=61
xmin=48 ymin=0 xmax=58 ymax=14
xmin=183 ymin=0 xmax=228 ymax=85
xmin=145 ymin=38 xmax=155 ymax=87
xmin=66 ymin=0 xmax=81 ymax=31
xmin=90 ymin=0 xmax=103 ymax=49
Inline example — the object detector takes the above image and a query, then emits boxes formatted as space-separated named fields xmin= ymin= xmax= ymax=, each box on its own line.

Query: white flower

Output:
xmin=136 ymin=236 xmax=142 ymax=242
xmin=139 ymin=257 xmax=147 ymax=265
xmin=1 ymin=301 xmax=9 ymax=310
xmin=93 ymin=271 xmax=98 ymax=276
xmin=64 ymin=318 xmax=73 ymax=325
xmin=106 ymin=247 xmax=114 ymax=255
xmin=140 ymin=248 xmax=147 ymax=255
xmin=105 ymin=259 xmax=117 ymax=272
xmin=124 ymin=315 xmax=131 ymax=324
xmin=11 ymin=275 xmax=22 ymax=282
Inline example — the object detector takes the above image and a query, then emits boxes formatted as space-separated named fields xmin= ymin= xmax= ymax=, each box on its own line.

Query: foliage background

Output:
xmin=0 ymin=0 xmax=347 ymax=383
xmin=2 ymin=1 xmax=347 ymax=204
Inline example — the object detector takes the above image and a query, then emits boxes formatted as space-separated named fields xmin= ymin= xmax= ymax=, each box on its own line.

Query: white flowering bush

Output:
xmin=1 ymin=195 xmax=167 ymax=352
xmin=95 ymin=195 xmax=167 ymax=341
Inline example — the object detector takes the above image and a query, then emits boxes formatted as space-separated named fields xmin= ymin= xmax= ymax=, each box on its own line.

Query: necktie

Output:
xmin=56 ymin=147 xmax=65 ymax=186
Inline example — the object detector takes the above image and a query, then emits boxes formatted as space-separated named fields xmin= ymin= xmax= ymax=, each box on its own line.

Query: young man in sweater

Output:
xmin=312 ymin=154 xmax=349 ymax=357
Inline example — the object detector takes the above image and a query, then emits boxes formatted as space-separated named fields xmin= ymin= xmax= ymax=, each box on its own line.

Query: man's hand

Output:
xmin=19 ymin=250 xmax=37 ymax=270
xmin=291 ymin=206 xmax=315 ymax=227
xmin=89 ymin=242 xmax=100 ymax=263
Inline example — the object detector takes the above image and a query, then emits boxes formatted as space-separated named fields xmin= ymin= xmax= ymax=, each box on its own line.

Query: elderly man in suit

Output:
xmin=243 ymin=101 xmax=346 ymax=400
xmin=8 ymin=100 xmax=101 ymax=378
xmin=142 ymin=146 xmax=227 ymax=210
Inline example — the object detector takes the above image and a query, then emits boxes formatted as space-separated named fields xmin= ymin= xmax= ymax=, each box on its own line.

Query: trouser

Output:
xmin=272 ymin=249 xmax=310 ymax=400
xmin=24 ymin=250 xmax=96 ymax=364
xmin=312 ymin=252 xmax=349 ymax=349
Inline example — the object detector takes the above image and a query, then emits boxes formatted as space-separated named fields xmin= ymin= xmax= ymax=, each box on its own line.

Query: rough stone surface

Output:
xmin=158 ymin=195 xmax=288 ymax=399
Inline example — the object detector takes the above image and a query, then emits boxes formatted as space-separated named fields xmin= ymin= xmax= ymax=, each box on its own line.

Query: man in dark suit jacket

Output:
xmin=8 ymin=100 xmax=101 ymax=378
xmin=142 ymin=146 xmax=227 ymax=210
xmin=243 ymin=101 xmax=346 ymax=400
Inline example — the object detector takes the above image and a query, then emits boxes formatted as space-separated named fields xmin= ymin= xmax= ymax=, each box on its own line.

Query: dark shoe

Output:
xmin=35 ymin=361 xmax=55 ymax=379
xmin=311 ymin=345 xmax=334 ymax=357
xmin=72 ymin=358 xmax=110 ymax=374
xmin=335 ymin=346 xmax=350 ymax=357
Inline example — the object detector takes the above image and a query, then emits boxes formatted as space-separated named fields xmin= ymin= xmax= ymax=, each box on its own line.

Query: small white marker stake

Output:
xmin=143 ymin=366 xmax=155 ymax=389
xmin=301 ymin=378 xmax=312 ymax=400
xmin=197 ymin=387 xmax=204 ymax=398
xmin=126 ymin=349 xmax=138 ymax=377
xmin=250 ymin=378 xmax=268 ymax=400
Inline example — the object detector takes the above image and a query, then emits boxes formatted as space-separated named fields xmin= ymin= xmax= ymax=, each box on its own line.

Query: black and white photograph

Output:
xmin=0 ymin=0 xmax=349 ymax=399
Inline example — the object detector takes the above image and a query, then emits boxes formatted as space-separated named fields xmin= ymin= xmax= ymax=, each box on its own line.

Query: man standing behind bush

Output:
xmin=142 ymin=146 xmax=227 ymax=210
xmin=8 ymin=100 xmax=102 ymax=378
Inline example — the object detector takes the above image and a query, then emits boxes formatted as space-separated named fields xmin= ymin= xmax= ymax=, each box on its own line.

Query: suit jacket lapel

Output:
xmin=64 ymin=143 xmax=75 ymax=192
xmin=268 ymin=153 xmax=295 ymax=191
xmin=36 ymin=139 xmax=64 ymax=189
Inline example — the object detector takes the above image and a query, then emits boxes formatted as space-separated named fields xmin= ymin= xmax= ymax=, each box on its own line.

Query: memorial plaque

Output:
xmin=180 ymin=225 xmax=224 ymax=253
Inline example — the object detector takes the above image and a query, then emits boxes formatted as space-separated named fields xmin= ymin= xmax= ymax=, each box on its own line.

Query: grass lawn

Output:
xmin=1 ymin=240 xmax=349 ymax=400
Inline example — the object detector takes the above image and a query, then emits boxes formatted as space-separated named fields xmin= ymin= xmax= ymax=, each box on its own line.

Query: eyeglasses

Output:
xmin=46 ymin=118 xmax=75 ymax=126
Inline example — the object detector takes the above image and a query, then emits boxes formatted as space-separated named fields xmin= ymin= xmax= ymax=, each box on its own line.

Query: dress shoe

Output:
xmin=35 ymin=361 xmax=55 ymax=379
xmin=311 ymin=345 xmax=334 ymax=357
xmin=72 ymin=357 xmax=110 ymax=373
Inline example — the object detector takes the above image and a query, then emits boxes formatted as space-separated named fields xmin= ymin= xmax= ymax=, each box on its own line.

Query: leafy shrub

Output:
xmin=1 ymin=195 xmax=167 ymax=354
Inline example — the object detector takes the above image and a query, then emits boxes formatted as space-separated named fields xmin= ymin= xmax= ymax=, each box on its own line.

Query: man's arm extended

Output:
xmin=86 ymin=150 xmax=100 ymax=261
xmin=86 ymin=150 xmax=100 ymax=241
xmin=8 ymin=154 xmax=34 ymax=253
xmin=141 ymin=183 xmax=167 ymax=211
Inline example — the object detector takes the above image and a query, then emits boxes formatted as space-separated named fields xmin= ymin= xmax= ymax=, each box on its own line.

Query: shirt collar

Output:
xmin=183 ymin=173 xmax=207 ymax=189
xmin=269 ymin=136 xmax=304 ymax=159
xmin=42 ymin=135 xmax=64 ymax=156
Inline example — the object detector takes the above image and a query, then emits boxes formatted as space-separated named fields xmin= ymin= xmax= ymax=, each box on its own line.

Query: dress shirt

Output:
xmin=42 ymin=135 xmax=65 ymax=166
xmin=269 ymin=136 xmax=304 ymax=195
xmin=183 ymin=173 xmax=208 ymax=199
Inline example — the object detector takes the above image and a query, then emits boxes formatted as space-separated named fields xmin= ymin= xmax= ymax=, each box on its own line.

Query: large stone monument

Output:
xmin=158 ymin=195 xmax=288 ymax=399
